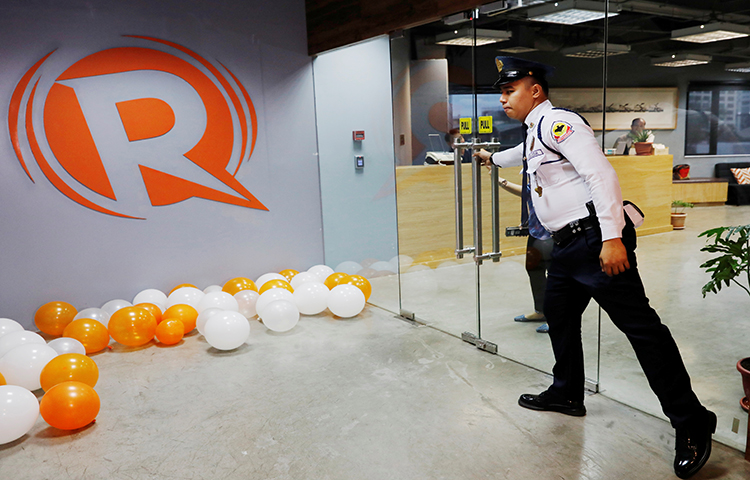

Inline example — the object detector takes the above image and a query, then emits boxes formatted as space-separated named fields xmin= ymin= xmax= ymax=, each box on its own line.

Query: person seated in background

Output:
xmin=613 ymin=118 xmax=654 ymax=154
xmin=445 ymin=129 xmax=471 ymax=163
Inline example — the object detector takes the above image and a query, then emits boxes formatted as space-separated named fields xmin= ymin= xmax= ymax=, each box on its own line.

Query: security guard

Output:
xmin=475 ymin=57 xmax=715 ymax=479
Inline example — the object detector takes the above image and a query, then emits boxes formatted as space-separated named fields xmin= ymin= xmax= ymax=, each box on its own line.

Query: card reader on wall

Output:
xmin=355 ymin=155 xmax=364 ymax=169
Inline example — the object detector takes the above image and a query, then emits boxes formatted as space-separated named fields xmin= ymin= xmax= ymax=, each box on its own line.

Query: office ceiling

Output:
xmin=410 ymin=0 xmax=750 ymax=64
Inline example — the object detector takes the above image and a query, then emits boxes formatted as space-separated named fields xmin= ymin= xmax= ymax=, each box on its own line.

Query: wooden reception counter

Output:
xmin=396 ymin=154 xmax=673 ymax=266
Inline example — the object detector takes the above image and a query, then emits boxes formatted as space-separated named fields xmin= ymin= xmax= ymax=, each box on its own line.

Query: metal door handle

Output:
xmin=454 ymin=145 xmax=473 ymax=258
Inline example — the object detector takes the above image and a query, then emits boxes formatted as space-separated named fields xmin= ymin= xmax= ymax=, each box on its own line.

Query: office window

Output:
xmin=686 ymin=84 xmax=750 ymax=156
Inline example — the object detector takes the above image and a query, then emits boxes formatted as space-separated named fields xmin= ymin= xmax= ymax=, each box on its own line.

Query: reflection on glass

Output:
xmin=686 ymin=90 xmax=712 ymax=155
xmin=718 ymin=90 xmax=750 ymax=155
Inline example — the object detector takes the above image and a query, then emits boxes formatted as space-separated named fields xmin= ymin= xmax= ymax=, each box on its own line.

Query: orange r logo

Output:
xmin=9 ymin=36 xmax=265 ymax=219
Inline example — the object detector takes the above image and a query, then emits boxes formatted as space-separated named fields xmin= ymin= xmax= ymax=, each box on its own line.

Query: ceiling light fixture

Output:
xmin=671 ymin=23 xmax=750 ymax=44
xmin=726 ymin=62 xmax=750 ymax=73
xmin=561 ymin=42 xmax=630 ymax=58
xmin=527 ymin=0 xmax=619 ymax=25
xmin=443 ymin=12 xmax=471 ymax=26
xmin=651 ymin=54 xmax=711 ymax=67
xmin=434 ymin=28 xmax=512 ymax=46
xmin=498 ymin=46 xmax=538 ymax=53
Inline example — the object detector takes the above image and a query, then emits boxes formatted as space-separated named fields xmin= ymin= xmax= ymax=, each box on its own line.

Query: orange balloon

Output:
xmin=155 ymin=319 xmax=184 ymax=345
xmin=40 ymin=353 xmax=99 ymax=392
xmin=162 ymin=304 xmax=198 ymax=334
xmin=258 ymin=279 xmax=294 ymax=295
xmin=108 ymin=306 xmax=157 ymax=347
xmin=324 ymin=272 xmax=350 ymax=290
xmin=345 ymin=275 xmax=372 ymax=301
xmin=279 ymin=269 xmax=299 ymax=282
xmin=136 ymin=302 xmax=163 ymax=324
xmin=169 ymin=283 xmax=197 ymax=295
xmin=0 ymin=372 xmax=5 ymax=386
xmin=34 ymin=301 xmax=77 ymax=336
xmin=222 ymin=277 xmax=257 ymax=295
xmin=40 ymin=381 xmax=100 ymax=430
xmin=63 ymin=319 xmax=110 ymax=354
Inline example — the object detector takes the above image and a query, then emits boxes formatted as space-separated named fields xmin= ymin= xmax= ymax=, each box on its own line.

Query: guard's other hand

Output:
xmin=599 ymin=238 xmax=630 ymax=276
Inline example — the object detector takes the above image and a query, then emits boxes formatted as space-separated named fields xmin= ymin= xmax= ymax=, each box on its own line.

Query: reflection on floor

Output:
xmin=370 ymin=205 xmax=750 ymax=451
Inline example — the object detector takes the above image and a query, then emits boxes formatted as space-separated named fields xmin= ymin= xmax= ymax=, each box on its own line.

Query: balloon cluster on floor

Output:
xmin=0 ymin=265 xmax=371 ymax=445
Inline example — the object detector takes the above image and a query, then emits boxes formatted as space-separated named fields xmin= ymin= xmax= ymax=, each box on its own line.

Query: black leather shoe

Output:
xmin=674 ymin=410 xmax=717 ymax=479
xmin=518 ymin=390 xmax=586 ymax=417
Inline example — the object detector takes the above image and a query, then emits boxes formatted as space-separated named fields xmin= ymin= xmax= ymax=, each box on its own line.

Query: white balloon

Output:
xmin=390 ymin=254 xmax=414 ymax=272
xmin=234 ymin=290 xmax=260 ymax=319
xmin=0 ymin=319 xmax=24 ymax=340
xmin=0 ymin=331 xmax=45 ymax=359
xmin=132 ymin=288 xmax=167 ymax=308
xmin=334 ymin=261 xmax=363 ymax=275
xmin=327 ymin=284 xmax=366 ymax=318
xmin=293 ymin=282 xmax=330 ymax=315
xmin=166 ymin=287 xmax=204 ymax=309
xmin=196 ymin=308 xmax=223 ymax=336
xmin=0 ymin=344 xmax=58 ymax=391
xmin=47 ymin=337 xmax=86 ymax=356
xmin=0 ymin=385 xmax=40 ymax=445
xmin=203 ymin=284 xmax=222 ymax=294
xmin=370 ymin=261 xmax=396 ymax=273
xmin=260 ymin=300 xmax=299 ymax=333
xmin=255 ymin=273 xmax=286 ymax=289
xmin=255 ymin=289 xmax=294 ymax=317
xmin=204 ymin=311 xmax=250 ymax=351
xmin=290 ymin=271 xmax=319 ymax=290
xmin=307 ymin=264 xmax=335 ymax=282
xmin=73 ymin=307 xmax=110 ymax=328
xmin=196 ymin=291 xmax=239 ymax=314
xmin=101 ymin=299 xmax=132 ymax=317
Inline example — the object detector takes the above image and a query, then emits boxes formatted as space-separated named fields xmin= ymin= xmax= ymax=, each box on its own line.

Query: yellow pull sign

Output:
xmin=459 ymin=118 xmax=472 ymax=134
xmin=479 ymin=116 xmax=493 ymax=134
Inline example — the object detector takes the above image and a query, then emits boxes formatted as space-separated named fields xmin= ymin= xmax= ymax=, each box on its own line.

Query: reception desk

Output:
xmin=396 ymin=154 xmax=673 ymax=266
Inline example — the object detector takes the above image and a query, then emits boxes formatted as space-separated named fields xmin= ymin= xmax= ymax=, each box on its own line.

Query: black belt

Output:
xmin=551 ymin=215 xmax=600 ymax=245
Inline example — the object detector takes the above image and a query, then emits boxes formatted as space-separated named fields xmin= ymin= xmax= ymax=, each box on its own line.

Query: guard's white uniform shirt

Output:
xmin=491 ymin=100 xmax=625 ymax=241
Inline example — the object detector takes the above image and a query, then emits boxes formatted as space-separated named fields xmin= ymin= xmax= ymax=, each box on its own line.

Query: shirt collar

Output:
xmin=524 ymin=99 xmax=552 ymax=131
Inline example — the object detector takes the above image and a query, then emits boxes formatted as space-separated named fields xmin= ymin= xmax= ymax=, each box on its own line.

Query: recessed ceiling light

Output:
xmin=434 ymin=28 xmax=512 ymax=46
xmin=498 ymin=46 xmax=538 ymax=53
xmin=671 ymin=23 xmax=750 ymax=43
xmin=527 ymin=0 xmax=619 ymax=25
xmin=561 ymin=43 xmax=630 ymax=58
xmin=726 ymin=62 xmax=750 ymax=73
xmin=651 ymin=54 xmax=711 ymax=67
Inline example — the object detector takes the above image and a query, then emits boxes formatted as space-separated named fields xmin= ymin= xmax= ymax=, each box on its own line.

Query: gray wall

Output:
xmin=0 ymin=0 xmax=324 ymax=327
xmin=313 ymin=37 xmax=399 ymax=269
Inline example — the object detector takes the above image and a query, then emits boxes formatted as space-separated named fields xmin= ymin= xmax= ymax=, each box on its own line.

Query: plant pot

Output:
xmin=633 ymin=142 xmax=654 ymax=155
xmin=737 ymin=358 xmax=750 ymax=412
xmin=671 ymin=212 xmax=687 ymax=230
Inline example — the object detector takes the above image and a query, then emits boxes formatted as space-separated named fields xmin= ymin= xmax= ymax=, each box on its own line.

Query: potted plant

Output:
xmin=699 ymin=224 xmax=750 ymax=412
xmin=671 ymin=200 xmax=693 ymax=230
xmin=632 ymin=129 xmax=654 ymax=155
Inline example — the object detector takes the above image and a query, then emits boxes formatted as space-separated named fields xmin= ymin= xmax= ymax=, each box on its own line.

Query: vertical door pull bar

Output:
xmin=454 ymin=142 xmax=474 ymax=258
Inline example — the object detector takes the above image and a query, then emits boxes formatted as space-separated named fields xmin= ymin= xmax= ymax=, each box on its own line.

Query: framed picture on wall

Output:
xmin=548 ymin=87 xmax=679 ymax=130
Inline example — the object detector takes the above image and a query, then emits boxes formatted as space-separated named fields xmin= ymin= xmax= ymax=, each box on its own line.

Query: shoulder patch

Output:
xmin=551 ymin=121 xmax=574 ymax=143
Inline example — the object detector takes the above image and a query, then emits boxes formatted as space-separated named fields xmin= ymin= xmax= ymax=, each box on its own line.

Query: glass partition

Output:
xmin=387 ymin=0 xmax=750 ymax=454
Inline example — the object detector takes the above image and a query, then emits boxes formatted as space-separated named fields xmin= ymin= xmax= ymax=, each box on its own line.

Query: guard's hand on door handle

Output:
xmin=473 ymin=148 xmax=493 ymax=166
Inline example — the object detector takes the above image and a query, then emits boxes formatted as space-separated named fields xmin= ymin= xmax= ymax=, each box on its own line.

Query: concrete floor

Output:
xmin=2 ymin=306 xmax=750 ymax=479
xmin=369 ymin=205 xmax=750 ymax=452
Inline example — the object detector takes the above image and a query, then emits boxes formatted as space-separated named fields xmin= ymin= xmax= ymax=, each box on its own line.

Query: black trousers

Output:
xmin=543 ymin=222 xmax=706 ymax=429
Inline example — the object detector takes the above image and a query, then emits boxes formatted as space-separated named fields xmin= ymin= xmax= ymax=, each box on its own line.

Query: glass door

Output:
xmin=391 ymin=2 xmax=609 ymax=390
